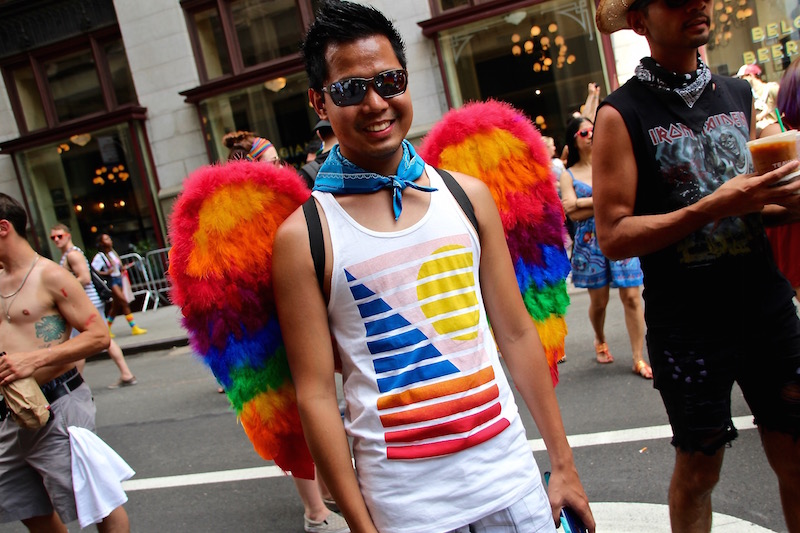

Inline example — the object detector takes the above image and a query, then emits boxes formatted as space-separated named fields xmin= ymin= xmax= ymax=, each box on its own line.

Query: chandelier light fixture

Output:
xmin=512 ymin=21 xmax=576 ymax=72
xmin=708 ymin=0 xmax=754 ymax=49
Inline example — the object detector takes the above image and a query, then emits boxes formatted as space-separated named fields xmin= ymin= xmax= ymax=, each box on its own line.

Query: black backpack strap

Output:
xmin=302 ymin=169 xmax=478 ymax=291
xmin=436 ymin=168 xmax=479 ymax=236
xmin=302 ymin=197 xmax=325 ymax=290
xmin=299 ymin=160 xmax=322 ymax=189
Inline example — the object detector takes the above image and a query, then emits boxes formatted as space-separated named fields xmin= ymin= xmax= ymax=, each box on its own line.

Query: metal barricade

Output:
xmin=119 ymin=252 xmax=159 ymax=312
xmin=144 ymin=247 xmax=172 ymax=310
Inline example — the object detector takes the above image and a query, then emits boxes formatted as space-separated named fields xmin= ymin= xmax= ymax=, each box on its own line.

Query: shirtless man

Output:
xmin=0 ymin=193 xmax=130 ymax=532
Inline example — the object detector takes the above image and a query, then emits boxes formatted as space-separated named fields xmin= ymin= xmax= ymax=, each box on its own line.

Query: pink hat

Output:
xmin=734 ymin=64 xmax=762 ymax=78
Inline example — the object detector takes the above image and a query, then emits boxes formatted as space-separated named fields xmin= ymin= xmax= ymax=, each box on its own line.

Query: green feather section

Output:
xmin=226 ymin=347 xmax=291 ymax=412
xmin=522 ymin=280 xmax=570 ymax=321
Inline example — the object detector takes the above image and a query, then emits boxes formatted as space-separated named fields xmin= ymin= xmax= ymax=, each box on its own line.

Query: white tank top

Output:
xmin=313 ymin=166 xmax=542 ymax=533
xmin=60 ymin=246 xmax=102 ymax=308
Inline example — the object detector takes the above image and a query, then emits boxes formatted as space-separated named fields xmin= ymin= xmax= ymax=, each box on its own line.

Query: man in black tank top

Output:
xmin=593 ymin=0 xmax=800 ymax=530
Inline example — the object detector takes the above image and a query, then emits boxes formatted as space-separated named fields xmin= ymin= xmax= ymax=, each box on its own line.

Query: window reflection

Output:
xmin=438 ymin=0 xmax=605 ymax=144
xmin=194 ymin=7 xmax=232 ymax=79
xmin=15 ymin=123 xmax=156 ymax=258
xmin=105 ymin=39 xmax=137 ymax=105
xmin=231 ymin=0 xmax=304 ymax=67
xmin=45 ymin=49 xmax=105 ymax=122
xmin=199 ymin=70 xmax=318 ymax=166
xmin=12 ymin=64 xmax=47 ymax=131
xmin=705 ymin=0 xmax=799 ymax=81
xmin=437 ymin=0 xmax=470 ymax=12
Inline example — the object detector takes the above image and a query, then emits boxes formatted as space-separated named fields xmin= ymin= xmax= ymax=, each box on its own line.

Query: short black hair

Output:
xmin=0 ymin=193 xmax=27 ymax=237
xmin=301 ymin=0 xmax=407 ymax=90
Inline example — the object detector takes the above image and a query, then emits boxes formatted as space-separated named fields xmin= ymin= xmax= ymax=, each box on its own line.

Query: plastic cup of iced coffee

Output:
xmin=746 ymin=131 xmax=800 ymax=185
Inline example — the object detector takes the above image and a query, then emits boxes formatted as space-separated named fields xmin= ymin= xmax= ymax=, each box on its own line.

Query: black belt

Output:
xmin=40 ymin=368 xmax=84 ymax=404
xmin=0 ymin=369 xmax=83 ymax=422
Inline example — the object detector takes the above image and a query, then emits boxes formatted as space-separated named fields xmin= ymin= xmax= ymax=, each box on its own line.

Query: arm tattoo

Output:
xmin=35 ymin=315 xmax=67 ymax=343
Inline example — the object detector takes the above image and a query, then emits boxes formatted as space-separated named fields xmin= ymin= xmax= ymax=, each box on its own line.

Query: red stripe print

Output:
xmin=377 ymin=366 xmax=495 ymax=411
xmin=385 ymin=401 xmax=502 ymax=443
xmin=380 ymin=385 xmax=499 ymax=428
xmin=387 ymin=418 xmax=510 ymax=460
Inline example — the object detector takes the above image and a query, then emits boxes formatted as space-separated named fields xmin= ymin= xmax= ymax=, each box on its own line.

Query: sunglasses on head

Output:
xmin=322 ymin=69 xmax=408 ymax=107
xmin=575 ymin=127 xmax=593 ymax=138
xmin=50 ymin=234 xmax=66 ymax=241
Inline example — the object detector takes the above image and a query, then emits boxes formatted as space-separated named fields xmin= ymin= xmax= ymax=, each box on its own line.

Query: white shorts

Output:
xmin=447 ymin=483 xmax=555 ymax=532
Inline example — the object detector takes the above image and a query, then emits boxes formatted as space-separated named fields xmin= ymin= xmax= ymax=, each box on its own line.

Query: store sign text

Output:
xmin=742 ymin=17 xmax=800 ymax=65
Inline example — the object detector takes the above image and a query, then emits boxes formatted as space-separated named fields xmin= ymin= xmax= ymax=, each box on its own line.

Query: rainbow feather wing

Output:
xmin=418 ymin=100 xmax=570 ymax=386
xmin=168 ymin=161 xmax=314 ymax=478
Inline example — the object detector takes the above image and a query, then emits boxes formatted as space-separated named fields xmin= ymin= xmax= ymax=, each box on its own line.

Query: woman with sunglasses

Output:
xmin=559 ymin=116 xmax=651 ymax=378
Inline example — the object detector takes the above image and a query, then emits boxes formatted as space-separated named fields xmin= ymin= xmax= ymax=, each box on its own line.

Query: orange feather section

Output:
xmin=240 ymin=384 xmax=315 ymax=480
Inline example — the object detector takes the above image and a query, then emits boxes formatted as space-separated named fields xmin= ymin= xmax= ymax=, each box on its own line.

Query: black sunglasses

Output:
xmin=322 ymin=69 xmax=408 ymax=107
xmin=50 ymin=234 xmax=66 ymax=241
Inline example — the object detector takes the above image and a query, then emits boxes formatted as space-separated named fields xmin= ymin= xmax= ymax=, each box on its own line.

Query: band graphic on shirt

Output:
xmin=344 ymin=234 xmax=508 ymax=460
xmin=645 ymin=112 xmax=760 ymax=265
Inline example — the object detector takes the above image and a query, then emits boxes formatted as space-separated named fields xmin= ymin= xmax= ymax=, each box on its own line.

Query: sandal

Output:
xmin=594 ymin=342 xmax=614 ymax=364
xmin=108 ymin=376 xmax=137 ymax=389
xmin=632 ymin=359 xmax=653 ymax=379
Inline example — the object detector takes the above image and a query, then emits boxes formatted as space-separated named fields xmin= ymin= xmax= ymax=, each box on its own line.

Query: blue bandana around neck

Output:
xmin=313 ymin=140 xmax=434 ymax=220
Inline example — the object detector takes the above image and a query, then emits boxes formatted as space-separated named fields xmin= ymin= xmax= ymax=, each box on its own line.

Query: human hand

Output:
xmin=546 ymin=465 xmax=596 ymax=533
xmin=587 ymin=82 xmax=600 ymax=99
xmin=710 ymin=161 xmax=800 ymax=220
xmin=0 ymin=351 xmax=37 ymax=385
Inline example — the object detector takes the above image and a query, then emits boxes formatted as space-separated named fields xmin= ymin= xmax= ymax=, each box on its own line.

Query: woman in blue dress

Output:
xmin=559 ymin=117 xmax=652 ymax=378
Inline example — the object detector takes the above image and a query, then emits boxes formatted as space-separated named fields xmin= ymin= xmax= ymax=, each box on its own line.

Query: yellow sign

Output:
xmin=742 ymin=17 xmax=800 ymax=66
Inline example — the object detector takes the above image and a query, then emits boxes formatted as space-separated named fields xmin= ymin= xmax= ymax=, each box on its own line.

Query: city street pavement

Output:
xmin=0 ymin=291 xmax=792 ymax=532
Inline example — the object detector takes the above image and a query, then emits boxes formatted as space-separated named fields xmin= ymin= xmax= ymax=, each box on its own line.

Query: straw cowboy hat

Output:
xmin=595 ymin=0 xmax=639 ymax=33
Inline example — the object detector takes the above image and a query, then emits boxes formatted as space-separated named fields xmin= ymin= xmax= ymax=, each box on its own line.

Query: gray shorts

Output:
xmin=447 ymin=483 xmax=556 ymax=533
xmin=0 ymin=381 xmax=95 ymax=524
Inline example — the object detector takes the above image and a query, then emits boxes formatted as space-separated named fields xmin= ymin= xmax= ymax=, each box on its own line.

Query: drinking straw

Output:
xmin=774 ymin=108 xmax=786 ymax=132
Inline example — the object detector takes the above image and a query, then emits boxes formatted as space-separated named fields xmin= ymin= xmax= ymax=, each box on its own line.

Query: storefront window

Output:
xmin=105 ymin=39 xmax=137 ymax=106
xmin=198 ymin=70 xmax=318 ymax=166
xmin=705 ymin=0 xmax=799 ymax=80
xmin=44 ymin=49 xmax=105 ymax=122
xmin=231 ymin=0 xmax=304 ymax=67
xmin=11 ymin=64 xmax=47 ymax=131
xmin=194 ymin=7 xmax=233 ymax=79
xmin=15 ymin=122 xmax=159 ymax=259
xmin=438 ymin=0 xmax=606 ymax=145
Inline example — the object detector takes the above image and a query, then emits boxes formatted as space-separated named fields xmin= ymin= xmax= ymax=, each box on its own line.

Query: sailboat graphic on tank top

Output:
xmin=343 ymin=233 xmax=508 ymax=460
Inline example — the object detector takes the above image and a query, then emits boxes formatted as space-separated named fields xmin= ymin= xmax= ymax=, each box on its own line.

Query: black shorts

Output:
xmin=647 ymin=298 xmax=800 ymax=455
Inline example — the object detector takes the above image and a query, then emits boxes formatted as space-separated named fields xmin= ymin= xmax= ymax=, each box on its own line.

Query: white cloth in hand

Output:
xmin=68 ymin=426 xmax=135 ymax=528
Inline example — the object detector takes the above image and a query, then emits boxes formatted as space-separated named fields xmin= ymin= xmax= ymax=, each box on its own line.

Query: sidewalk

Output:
xmin=99 ymin=304 xmax=189 ymax=358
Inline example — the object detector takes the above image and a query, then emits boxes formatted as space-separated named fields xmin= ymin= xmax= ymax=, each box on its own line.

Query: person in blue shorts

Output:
xmin=559 ymin=116 xmax=652 ymax=378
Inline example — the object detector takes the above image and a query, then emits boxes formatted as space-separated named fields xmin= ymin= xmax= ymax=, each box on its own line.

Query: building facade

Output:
xmin=1 ymin=0 xmax=797 ymax=260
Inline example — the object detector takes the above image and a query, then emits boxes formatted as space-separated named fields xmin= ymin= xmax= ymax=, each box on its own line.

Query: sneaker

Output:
xmin=108 ymin=376 xmax=138 ymax=389
xmin=130 ymin=325 xmax=148 ymax=335
xmin=304 ymin=511 xmax=350 ymax=533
